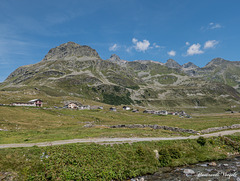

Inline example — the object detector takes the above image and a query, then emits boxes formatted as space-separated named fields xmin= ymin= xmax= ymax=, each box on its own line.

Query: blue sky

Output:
xmin=1 ymin=0 xmax=240 ymax=82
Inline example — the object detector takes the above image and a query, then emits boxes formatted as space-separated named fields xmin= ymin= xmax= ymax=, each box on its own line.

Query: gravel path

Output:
xmin=1 ymin=129 xmax=240 ymax=149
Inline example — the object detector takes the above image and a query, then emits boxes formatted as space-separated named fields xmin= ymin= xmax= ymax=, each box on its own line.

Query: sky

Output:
xmin=1 ymin=0 xmax=240 ymax=82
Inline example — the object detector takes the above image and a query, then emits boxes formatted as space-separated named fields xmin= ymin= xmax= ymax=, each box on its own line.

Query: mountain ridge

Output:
xmin=1 ymin=42 xmax=240 ymax=108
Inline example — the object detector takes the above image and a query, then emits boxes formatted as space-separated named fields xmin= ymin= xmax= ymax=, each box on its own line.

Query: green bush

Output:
xmin=136 ymin=146 xmax=146 ymax=157
xmin=209 ymin=139 xmax=215 ymax=145
xmin=168 ymin=148 xmax=182 ymax=159
xmin=197 ymin=136 xmax=206 ymax=146
xmin=158 ymin=149 xmax=172 ymax=167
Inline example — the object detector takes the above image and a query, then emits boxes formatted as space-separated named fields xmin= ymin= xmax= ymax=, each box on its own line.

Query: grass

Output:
xmin=0 ymin=136 xmax=237 ymax=180
xmin=0 ymin=105 xmax=240 ymax=144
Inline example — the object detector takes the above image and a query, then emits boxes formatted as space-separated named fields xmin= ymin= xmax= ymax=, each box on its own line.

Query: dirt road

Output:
xmin=1 ymin=129 xmax=240 ymax=149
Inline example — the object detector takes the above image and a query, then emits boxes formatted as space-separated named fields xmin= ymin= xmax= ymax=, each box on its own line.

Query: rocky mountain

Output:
xmin=42 ymin=42 xmax=100 ymax=61
xmin=1 ymin=42 xmax=240 ymax=108
xmin=185 ymin=58 xmax=240 ymax=92
xmin=107 ymin=54 xmax=126 ymax=65
xmin=164 ymin=59 xmax=182 ymax=69
xmin=162 ymin=57 xmax=240 ymax=93
xmin=182 ymin=62 xmax=199 ymax=69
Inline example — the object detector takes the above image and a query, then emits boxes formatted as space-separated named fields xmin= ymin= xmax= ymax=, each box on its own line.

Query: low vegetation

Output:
xmin=0 ymin=136 xmax=238 ymax=180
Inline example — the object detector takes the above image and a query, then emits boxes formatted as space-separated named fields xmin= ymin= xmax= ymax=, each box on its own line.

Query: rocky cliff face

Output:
xmin=1 ymin=42 xmax=240 ymax=107
xmin=107 ymin=54 xmax=126 ymax=65
xmin=42 ymin=42 xmax=100 ymax=61
xmin=164 ymin=59 xmax=182 ymax=69
xmin=182 ymin=62 xmax=199 ymax=69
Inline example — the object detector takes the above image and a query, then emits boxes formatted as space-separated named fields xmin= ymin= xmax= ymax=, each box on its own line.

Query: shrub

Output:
xmin=209 ymin=139 xmax=215 ymax=145
xmin=197 ymin=136 xmax=206 ymax=146
xmin=168 ymin=148 xmax=182 ymax=159
xmin=158 ymin=149 xmax=172 ymax=167
xmin=136 ymin=146 xmax=146 ymax=157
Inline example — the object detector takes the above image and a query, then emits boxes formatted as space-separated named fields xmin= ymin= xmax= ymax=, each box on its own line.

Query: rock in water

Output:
xmin=183 ymin=169 xmax=195 ymax=174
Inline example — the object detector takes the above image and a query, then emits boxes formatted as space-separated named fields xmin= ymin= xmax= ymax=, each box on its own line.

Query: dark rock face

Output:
xmin=165 ymin=59 xmax=182 ymax=69
xmin=42 ymin=42 xmax=100 ymax=61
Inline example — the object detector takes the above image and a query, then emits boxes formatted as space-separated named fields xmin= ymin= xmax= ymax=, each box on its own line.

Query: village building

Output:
xmin=123 ymin=106 xmax=131 ymax=110
xmin=90 ymin=106 xmax=104 ymax=110
xmin=158 ymin=110 xmax=168 ymax=115
xmin=132 ymin=109 xmax=139 ymax=113
xmin=109 ymin=107 xmax=117 ymax=111
xmin=11 ymin=99 xmax=43 ymax=107
xmin=67 ymin=102 xmax=78 ymax=109
xmin=143 ymin=110 xmax=155 ymax=114
xmin=29 ymin=99 xmax=43 ymax=107
xmin=79 ymin=105 xmax=90 ymax=110
xmin=64 ymin=102 xmax=82 ymax=109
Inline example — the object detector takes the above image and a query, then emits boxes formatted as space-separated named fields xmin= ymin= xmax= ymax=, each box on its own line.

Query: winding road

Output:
xmin=0 ymin=129 xmax=240 ymax=149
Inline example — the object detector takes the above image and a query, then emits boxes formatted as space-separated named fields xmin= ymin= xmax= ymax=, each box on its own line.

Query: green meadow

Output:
xmin=0 ymin=105 xmax=240 ymax=144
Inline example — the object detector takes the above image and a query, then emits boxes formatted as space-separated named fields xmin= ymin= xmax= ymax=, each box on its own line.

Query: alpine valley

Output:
xmin=1 ymin=42 xmax=240 ymax=109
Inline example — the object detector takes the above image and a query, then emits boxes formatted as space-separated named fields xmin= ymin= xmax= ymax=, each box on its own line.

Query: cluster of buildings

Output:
xmin=143 ymin=110 xmax=191 ymax=117
xmin=6 ymin=99 xmax=190 ymax=117
xmin=109 ymin=106 xmax=139 ymax=113
xmin=63 ymin=102 xmax=103 ymax=110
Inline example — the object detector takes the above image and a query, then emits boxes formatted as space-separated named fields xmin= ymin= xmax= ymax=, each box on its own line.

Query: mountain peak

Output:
xmin=165 ymin=59 xmax=182 ymax=69
xmin=182 ymin=62 xmax=199 ymax=69
xmin=109 ymin=54 xmax=121 ymax=61
xmin=205 ymin=57 xmax=229 ymax=67
xmin=42 ymin=42 xmax=100 ymax=61
xmin=107 ymin=54 xmax=126 ymax=65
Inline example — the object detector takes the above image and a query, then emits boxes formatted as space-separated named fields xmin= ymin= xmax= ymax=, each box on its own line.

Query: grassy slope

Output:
xmin=1 ymin=105 xmax=240 ymax=144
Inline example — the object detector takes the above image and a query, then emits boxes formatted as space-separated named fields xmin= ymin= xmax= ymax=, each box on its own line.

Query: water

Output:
xmin=132 ymin=156 xmax=240 ymax=181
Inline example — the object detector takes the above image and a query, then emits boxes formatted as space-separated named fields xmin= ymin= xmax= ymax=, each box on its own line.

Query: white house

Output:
xmin=123 ymin=106 xmax=131 ymax=110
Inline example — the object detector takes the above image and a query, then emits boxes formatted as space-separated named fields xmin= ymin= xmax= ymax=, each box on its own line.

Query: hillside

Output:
xmin=1 ymin=42 xmax=240 ymax=108
xmin=163 ymin=57 xmax=240 ymax=93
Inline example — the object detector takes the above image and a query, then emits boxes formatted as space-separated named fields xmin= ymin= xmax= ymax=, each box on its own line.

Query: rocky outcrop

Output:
xmin=201 ymin=124 xmax=240 ymax=134
xmin=107 ymin=54 xmax=127 ymax=66
xmin=164 ymin=59 xmax=182 ymax=69
xmin=84 ymin=124 xmax=198 ymax=134
xmin=42 ymin=42 xmax=100 ymax=61
xmin=182 ymin=62 xmax=199 ymax=69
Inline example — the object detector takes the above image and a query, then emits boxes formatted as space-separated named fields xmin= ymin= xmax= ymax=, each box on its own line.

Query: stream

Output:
xmin=132 ymin=155 xmax=240 ymax=181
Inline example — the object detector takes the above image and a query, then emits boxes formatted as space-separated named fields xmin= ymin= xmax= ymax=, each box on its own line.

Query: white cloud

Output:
xmin=109 ymin=43 xmax=119 ymax=51
xmin=153 ymin=43 xmax=161 ymax=48
xmin=187 ymin=43 xmax=204 ymax=56
xmin=209 ymin=22 xmax=222 ymax=29
xmin=185 ymin=42 xmax=190 ymax=46
xmin=132 ymin=38 xmax=138 ymax=44
xmin=168 ymin=50 xmax=176 ymax=56
xmin=126 ymin=46 xmax=132 ymax=53
xmin=204 ymin=40 xmax=219 ymax=49
xmin=202 ymin=22 xmax=222 ymax=31
xmin=132 ymin=38 xmax=150 ymax=52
